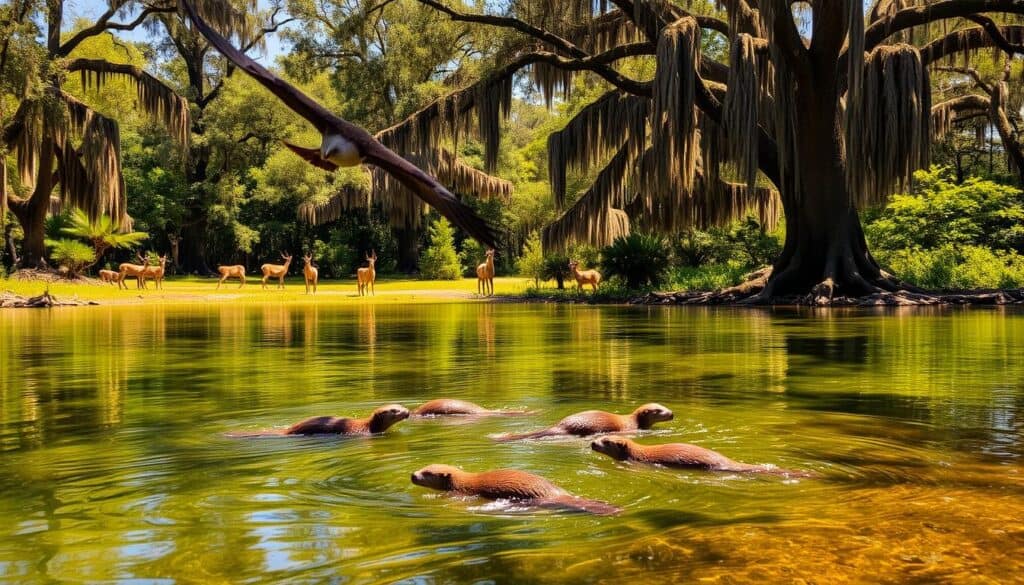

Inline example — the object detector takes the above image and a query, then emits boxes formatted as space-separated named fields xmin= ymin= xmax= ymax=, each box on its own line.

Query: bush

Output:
xmin=668 ymin=262 xmax=751 ymax=292
xmin=600 ymin=233 xmax=670 ymax=289
xmin=876 ymin=245 xmax=1024 ymax=290
xmin=731 ymin=217 xmax=782 ymax=267
xmin=516 ymin=232 xmax=545 ymax=286
xmin=541 ymin=254 xmax=572 ymax=289
xmin=48 ymin=239 xmax=96 ymax=276
xmin=419 ymin=217 xmax=463 ymax=280
xmin=673 ymin=227 xmax=735 ymax=266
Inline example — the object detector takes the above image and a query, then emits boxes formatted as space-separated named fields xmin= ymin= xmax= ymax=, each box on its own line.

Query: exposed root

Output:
xmin=0 ymin=291 xmax=99 ymax=308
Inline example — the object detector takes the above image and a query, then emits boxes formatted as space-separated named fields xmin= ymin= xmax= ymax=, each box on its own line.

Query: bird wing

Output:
xmin=363 ymin=143 xmax=498 ymax=247
xmin=282 ymin=141 xmax=338 ymax=171
xmin=181 ymin=0 xmax=497 ymax=247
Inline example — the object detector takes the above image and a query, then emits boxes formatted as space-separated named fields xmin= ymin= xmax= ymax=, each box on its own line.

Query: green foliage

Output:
xmin=865 ymin=167 xmax=1024 ymax=252
xmin=419 ymin=218 xmax=463 ymax=280
xmin=461 ymin=238 xmax=489 ymax=278
xmin=516 ymin=232 xmax=545 ymax=286
xmin=62 ymin=208 xmax=148 ymax=255
xmin=673 ymin=227 xmax=735 ymax=266
xmin=730 ymin=217 xmax=783 ymax=267
xmin=875 ymin=245 xmax=1024 ymax=290
xmin=668 ymin=263 xmax=751 ymax=292
xmin=47 ymin=239 xmax=96 ymax=276
xmin=541 ymin=254 xmax=572 ymax=289
xmin=600 ymin=233 xmax=670 ymax=289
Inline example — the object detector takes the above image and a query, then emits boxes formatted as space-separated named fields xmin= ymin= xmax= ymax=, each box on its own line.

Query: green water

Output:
xmin=1 ymin=303 xmax=1022 ymax=583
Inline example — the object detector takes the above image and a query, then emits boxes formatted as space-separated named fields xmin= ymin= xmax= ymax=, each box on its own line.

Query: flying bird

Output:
xmin=179 ymin=0 xmax=497 ymax=247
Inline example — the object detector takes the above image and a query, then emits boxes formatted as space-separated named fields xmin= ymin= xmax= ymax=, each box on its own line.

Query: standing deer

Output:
xmin=142 ymin=254 xmax=168 ymax=289
xmin=476 ymin=248 xmax=495 ymax=296
xmin=261 ymin=252 xmax=293 ymax=289
xmin=216 ymin=265 xmax=247 ymax=289
xmin=98 ymin=269 xmax=119 ymax=284
xmin=118 ymin=252 xmax=150 ymax=290
xmin=357 ymin=250 xmax=377 ymax=296
xmin=569 ymin=260 xmax=602 ymax=292
xmin=303 ymin=253 xmax=319 ymax=294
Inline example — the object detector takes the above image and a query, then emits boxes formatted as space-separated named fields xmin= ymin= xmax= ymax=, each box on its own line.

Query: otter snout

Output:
xmin=590 ymin=438 xmax=607 ymax=452
xmin=411 ymin=471 xmax=423 ymax=485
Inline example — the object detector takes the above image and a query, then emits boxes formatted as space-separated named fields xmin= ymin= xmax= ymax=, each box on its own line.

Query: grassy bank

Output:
xmin=1 ymin=275 xmax=531 ymax=306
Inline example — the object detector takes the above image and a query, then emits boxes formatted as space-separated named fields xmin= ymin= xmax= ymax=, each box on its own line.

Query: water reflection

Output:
xmin=0 ymin=304 xmax=1022 ymax=583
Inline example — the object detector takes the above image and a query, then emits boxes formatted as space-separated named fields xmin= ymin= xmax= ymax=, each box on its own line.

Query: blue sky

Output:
xmin=72 ymin=0 xmax=292 ymax=64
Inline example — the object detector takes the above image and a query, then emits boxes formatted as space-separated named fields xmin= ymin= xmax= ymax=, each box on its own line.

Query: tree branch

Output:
xmin=933 ymin=65 xmax=993 ymax=95
xmin=864 ymin=0 xmax=1024 ymax=53
xmin=58 ymin=4 xmax=176 ymax=57
xmin=921 ymin=25 xmax=1024 ymax=65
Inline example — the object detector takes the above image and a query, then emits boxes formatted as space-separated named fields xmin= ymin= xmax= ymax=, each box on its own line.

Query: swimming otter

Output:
xmin=591 ymin=437 xmax=812 ymax=477
xmin=228 ymin=404 xmax=410 ymax=437
xmin=413 ymin=398 xmax=529 ymax=416
xmin=410 ymin=464 xmax=620 ymax=515
xmin=285 ymin=404 xmax=410 ymax=435
xmin=494 ymin=403 xmax=673 ymax=441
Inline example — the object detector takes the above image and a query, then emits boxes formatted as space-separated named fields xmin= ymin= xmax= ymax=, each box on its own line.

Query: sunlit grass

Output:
xmin=1 ymin=275 xmax=533 ymax=305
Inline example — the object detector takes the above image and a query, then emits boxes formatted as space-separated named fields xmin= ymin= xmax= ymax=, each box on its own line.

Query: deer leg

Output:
xmin=239 ymin=275 xmax=245 ymax=289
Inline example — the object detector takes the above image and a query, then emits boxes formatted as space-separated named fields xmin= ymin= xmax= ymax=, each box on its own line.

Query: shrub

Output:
xmin=600 ymin=233 xmax=670 ymax=289
xmin=419 ymin=217 xmax=463 ymax=280
xmin=730 ymin=217 xmax=782 ymax=267
xmin=516 ymin=232 xmax=545 ymax=286
xmin=673 ymin=227 xmax=736 ymax=266
xmin=668 ymin=262 xmax=752 ymax=292
xmin=876 ymin=245 xmax=1024 ymax=290
xmin=541 ymin=254 xmax=572 ymax=289
xmin=48 ymin=239 xmax=96 ymax=276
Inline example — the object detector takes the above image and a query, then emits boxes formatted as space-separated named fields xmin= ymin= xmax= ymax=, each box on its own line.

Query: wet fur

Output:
xmin=412 ymin=465 xmax=619 ymax=515
xmin=495 ymin=403 xmax=673 ymax=441
xmin=230 ymin=405 xmax=408 ymax=437
xmin=413 ymin=398 xmax=529 ymax=417
xmin=592 ymin=437 xmax=812 ymax=477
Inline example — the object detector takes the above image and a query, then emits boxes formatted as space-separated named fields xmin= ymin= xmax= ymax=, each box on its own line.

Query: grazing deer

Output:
xmin=216 ymin=265 xmax=246 ymax=289
xmin=357 ymin=250 xmax=377 ymax=296
xmin=476 ymin=248 xmax=495 ymax=296
xmin=98 ymin=269 xmax=119 ymax=284
xmin=118 ymin=252 xmax=150 ymax=290
xmin=142 ymin=254 xmax=168 ymax=290
xmin=261 ymin=252 xmax=293 ymax=289
xmin=569 ymin=260 xmax=602 ymax=292
xmin=303 ymin=253 xmax=319 ymax=294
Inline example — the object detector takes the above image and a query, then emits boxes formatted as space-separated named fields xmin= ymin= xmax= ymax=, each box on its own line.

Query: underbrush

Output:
xmin=876 ymin=245 xmax=1024 ymax=291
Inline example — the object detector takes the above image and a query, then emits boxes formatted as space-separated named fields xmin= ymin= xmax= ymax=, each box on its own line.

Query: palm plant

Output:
xmin=61 ymin=208 xmax=148 ymax=270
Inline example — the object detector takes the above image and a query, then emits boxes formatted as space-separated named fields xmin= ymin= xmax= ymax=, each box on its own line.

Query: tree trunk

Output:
xmin=3 ymin=219 xmax=19 ymax=269
xmin=12 ymin=138 xmax=56 ymax=269
xmin=757 ymin=82 xmax=897 ymax=301
xmin=395 ymin=225 xmax=420 ymax=273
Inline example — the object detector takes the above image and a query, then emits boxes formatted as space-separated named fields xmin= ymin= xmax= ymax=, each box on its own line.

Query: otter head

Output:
xmin=591 ymin=437 xmax=633 ymax=461
xmin=368 ymin=404 xmax=410 ymax=433
xmin=411 ymin=464 xmax=461 ymax=491
xmin=632 ymin=403 xmax=674 ymax=429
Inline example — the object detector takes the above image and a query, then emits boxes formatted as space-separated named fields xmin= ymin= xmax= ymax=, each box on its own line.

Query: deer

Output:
xmin=98 ymin=269 xmax=119 ymax=284
xmin=118 ymin=252 xmax=150 ymax=290
xmin=569 ymin=260 xmax=602 ymax=292
xmin=303 ymin=253 xmax=319 ymax=294
xmin=476 ymin=248 xmax=496 ymax=296
xmin=142 ymin=254 xmax=168 ymax=290
xmin=357 ymin=250 xmax=377 ymax=296
xmin=216 ymin=265 xmax=247 ymax=289
xmin=261 ymin=252 xmax=293 ymax=290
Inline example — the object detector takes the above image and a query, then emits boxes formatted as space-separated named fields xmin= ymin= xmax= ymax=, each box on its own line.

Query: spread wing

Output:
xmin=181 ymin=0 xmax=498 ymax=247
xmin=282 ymin=141 xmax=338 ymax=171
xmin=363 ymin=144 xmax=497 ymax=247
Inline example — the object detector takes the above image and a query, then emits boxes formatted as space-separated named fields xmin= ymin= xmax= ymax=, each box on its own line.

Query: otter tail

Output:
xmin=493 ymin=428 xmax=567 ymax=442
xmin=538 ymin=495 xmax=621 ymax=516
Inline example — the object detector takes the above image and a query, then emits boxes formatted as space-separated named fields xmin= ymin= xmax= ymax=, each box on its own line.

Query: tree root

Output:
xmin=0 ymin=291 xmax=98 ymax=308
xmin=634 ymin=271 xmax=1024 ymax=307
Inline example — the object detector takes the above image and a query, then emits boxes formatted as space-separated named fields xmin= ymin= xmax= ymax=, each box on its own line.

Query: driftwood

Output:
xmin=0 ymin=291 xmax=98 ymax=308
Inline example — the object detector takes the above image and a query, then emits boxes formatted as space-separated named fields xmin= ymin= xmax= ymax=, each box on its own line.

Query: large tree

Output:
xmin=0 ymin=0 xmax=191 ymax=268
xmin=380 ymin=0 xmax=1024 ymax=302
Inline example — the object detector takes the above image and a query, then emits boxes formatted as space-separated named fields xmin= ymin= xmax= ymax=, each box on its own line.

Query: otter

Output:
xmin=228 ymin=404 xmax=410 ymax=437
xmin=413 ymin=398 xmax=530 ymax=417
xmin=591 ymin=437 xmax=813 ymax=477
xmin=411 ymin=464 xmax=620 ymax=515
xmin=494 ymin=403 xmax=673 ymax=441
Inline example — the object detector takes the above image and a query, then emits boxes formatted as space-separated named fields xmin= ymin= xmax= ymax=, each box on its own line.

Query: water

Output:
xmin=1 ymin=303 xmax=1022 ymax=583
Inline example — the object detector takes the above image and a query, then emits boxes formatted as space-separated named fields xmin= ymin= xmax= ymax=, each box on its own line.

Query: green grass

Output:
xmin=1 ymin=275 xmax=531 ymax=305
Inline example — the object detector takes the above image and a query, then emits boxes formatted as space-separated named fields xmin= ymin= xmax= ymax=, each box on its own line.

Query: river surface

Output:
xmin=1 ymin=303 xmax=1022 ymax=583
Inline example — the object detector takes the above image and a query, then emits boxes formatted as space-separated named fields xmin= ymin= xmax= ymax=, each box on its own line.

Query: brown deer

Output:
xmin=142 ymin=254 xmax=168 ymax=289
xmin=98 ymin=269 xmax=119 ymax=284
xmin=216 ymin=265 xmax=246 ymax=289
xmin=261 ymin=252 xmax=293 ymax=289
xmin=476 ymin=248 xmax=495 ymax=296
xmin=569 ymin=260 xmax=601 ymax=292
xmin=118 ymin=252 xmax=150 ymax=290
xmin=303 ymin=253 xmax=319 ymax=294
xmin=357 ymin=250 xmax=377 ymax=296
